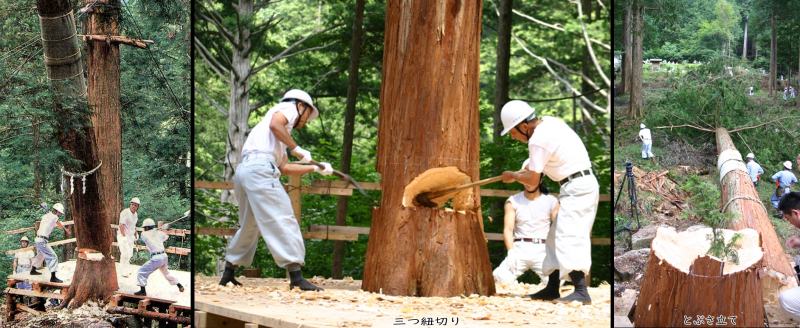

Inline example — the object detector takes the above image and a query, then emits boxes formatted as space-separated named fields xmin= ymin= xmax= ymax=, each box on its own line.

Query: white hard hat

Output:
xmin=640 ymin=123 xmax=646 ymax=129
xmin=20 ymin=236 xmax=29 ymax=242
xmin=131 ymin=197 xmax=141 ymax=205
xmin=280 ymin=89 xmax=319 ymax=121
xmin=53 ymin=203 xmax=65 ymax=214
xmin=521 ymin=159 xmax=530 ymax=171
xmin=746 ymin=153 xmax=755 ymax=159
xmin=785 ymin=161 xmax=793 ymax=170
xmin=142 ymin=218 xmax=156 ymax=228
xmin=499 ymin=100 xmax=535 ymax=136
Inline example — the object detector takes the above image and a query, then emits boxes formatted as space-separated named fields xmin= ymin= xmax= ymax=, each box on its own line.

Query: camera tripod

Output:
xmin=614 ymin=160 xmax=641 ymax=235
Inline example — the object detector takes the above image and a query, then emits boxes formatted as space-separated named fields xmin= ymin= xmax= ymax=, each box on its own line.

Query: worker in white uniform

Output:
xmin=117 ymin=197 xmax=141 ymax=277
xmin=499 ymin=100 xmax=599 ymax=304
xmin=13 ymin=236 xmax=35 ymax=290
xmin=134 ymin=218 xmax=184 ymax=296
xmin=638 ymin=124 xmax=654 ymax=162
xmin=745 ymin=153 xmax=764 ymax=187
xmin=771 ymin=161 xmax=798 ymax=217
xmin=31 ymin=203 xmax=71 ymax=283
xmin=219 ymin=89 xmax=332 ymax=291
xmin=494 ymin=159 xmax=561 ymax=286
xmin=777 ymin=192 xmax=800 ymax=320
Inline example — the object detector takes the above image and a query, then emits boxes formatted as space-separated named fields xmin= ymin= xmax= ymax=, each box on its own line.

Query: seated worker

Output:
xmin=13 ymin=236 xmax=35 ymax=290
xmin=777 ymin=192 xmax=800 ymax=319
xmin=134 ymin=218 xmax=184 ymax=296
xmin=772 ymin=161 xmax=798 ymax=217
xmin=494 ymin=159 xmax=561 ymax=286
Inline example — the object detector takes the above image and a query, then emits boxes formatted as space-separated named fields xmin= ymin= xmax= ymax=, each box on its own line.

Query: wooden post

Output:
xmin=716 ymin=127 xmax=797 ymax=303
xmin=289 ymin=175 xmax=302 ymax=226
xmin=362 ymin=0 xmax=495 ymax=297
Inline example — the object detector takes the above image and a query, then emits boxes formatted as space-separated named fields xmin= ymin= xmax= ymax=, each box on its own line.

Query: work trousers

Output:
xmin=493 ymin=241 xmax=556 ymax=285
xmin=137 ymin=253 xmax=179 ymax=287
xmin=641 ymin=141 xmax=654 ymax=159
xmin=117 ymin=232 xmax=135 ymax=275
xmin=32 ymin=238 xmax=58 ymax=273
xmin=542 ymin=175 xmax=599 ymax=280
xmin=225 ymin=156 xmax=305 ymax=268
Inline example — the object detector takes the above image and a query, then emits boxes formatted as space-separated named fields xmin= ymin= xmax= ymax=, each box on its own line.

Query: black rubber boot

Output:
xmin=30 ymin=267 xmax=41 ymax=275
xmin=50 ymin=272 xmax=63 ymax=283
xmin=134 ymin=286 xmax=146 ymax=296
xmin=289 ymin=270 xmax=323 ymax=292
xmin=177 ymin=283 xmax=185 ymax=292
xmin=554 ymin=271 xmax=592 ymax=305
xmin=218 ymin=261 xmax=242 ymax=286
xmin=526 ymin=270 xmax=560 ymax=300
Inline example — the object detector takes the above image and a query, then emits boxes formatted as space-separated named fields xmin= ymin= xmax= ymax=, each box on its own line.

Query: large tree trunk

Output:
xmin=754 ymin=32 xmax=758 ymax=63
xmin=362 ymin=0 xmax=495 ymax=297
xmin=222 ymin=0 xmax=254 ymax=204
xmin=332 ymin=0 xmax=366 ymax=280
xmin=489 ymin=0 xmax=513 ymax=228
xmin=32 ymin=118 xmax=41 ymax=202
xmin=715 ymin=127 xmax=798 ymax=303
xmin=622 ymin=3 xmax=631 ymax=95
xmin=770 ymin=13 xmax=776 ymax=96
xmin=633 ymin=226 xmax=764 ymax=327
xmin=742 ymin=16 xmax=748 ymax=62
xmin=629 ymin=0 xmax=643 ymax=118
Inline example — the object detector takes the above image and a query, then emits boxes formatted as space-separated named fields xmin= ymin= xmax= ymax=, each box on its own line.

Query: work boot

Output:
xmin=554 ymin=271 xmax=592 ymax=305
xmin=50 ymin=272 xmax=63 ymax=283
xmin=30 ymin=267 xmax=42 ymax=275
xmin=218 ymin=261 xmax=242 ymax=287
xmin=134 ymin=286 xmax=146 ymax=296
xmin=526 ymin=270 xmax=560 ymax=300
xmin=177 ymin=283 xmax=185 ymax=292
xmin=289 ymin=270 xmax=324 ymax=292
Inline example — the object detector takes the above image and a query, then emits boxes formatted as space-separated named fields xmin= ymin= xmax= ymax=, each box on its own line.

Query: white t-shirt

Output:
xmin=507 ymin=193 xmax=558 ymax=239
xmin=118 ymin=208 xmax=139 ymax=237
xmin=15 ymin=250 xmax=35 ymax=267
xmin=140 ymin=229 xmax=168 ymax=253
xmin=37 ymin=212 xmax=60 ymax=238
xmin=638 ymin=128 xmax=652 ymax=142
xmin=526 ymin=116 xmax=593 ymax=181
xmin=241 ymin=102 xmax=300 ymax=166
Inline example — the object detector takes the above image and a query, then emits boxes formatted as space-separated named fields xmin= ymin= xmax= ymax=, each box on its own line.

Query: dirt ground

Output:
xmin=195 ymin=275 xmax=611 ymax=328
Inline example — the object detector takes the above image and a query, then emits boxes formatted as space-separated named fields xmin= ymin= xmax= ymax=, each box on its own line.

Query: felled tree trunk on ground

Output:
xmin=716 ymin=127 xmax=797 ymax=303
xmin=362 ymin=0 xmax=495 ymax=297
xmin=634 ymin=227 xmax=764 ymax=327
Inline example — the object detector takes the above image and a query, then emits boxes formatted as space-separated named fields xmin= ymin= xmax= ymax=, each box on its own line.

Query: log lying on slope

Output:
xmin=634 ymin=226 xmax=764 ymax=327
xmin=716 ymin=127 xmax=797 ymax=304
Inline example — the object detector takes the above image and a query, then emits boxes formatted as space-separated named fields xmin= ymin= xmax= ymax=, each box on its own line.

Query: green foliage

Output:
xmin=680 ymin=175 xmax=742 ymax=264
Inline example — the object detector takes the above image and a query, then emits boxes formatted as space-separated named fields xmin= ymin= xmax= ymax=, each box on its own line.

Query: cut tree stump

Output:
xmin=634 ymin=226 xmax=764 ymax=327
xmin=716 ymin=127 xmax=797 ymax=304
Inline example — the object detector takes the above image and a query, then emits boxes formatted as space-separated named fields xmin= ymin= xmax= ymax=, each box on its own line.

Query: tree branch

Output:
xmin=194 ymin=84 xmax=229 ymax=117
xmin=196 ymin=2 xmax=237 ymax=46
xmin=573 ymin=0 xmax=610 ymax=87
xmin=512 ymin=9 xmax=610 ymax=50
xmin=194 ymin=37 xmax=232 ymax=83
xmin=728 ymin=117 xmax=794 ymax=133
xmin=251 ymin=23 xmax=344 ymax=75
xmin=308 ymin=68 xmax=343 ymax=92
xmin=546 ymin=57 xmax=608 ymax=97
xmin=654 ymin=124 xmax=715 ymax=132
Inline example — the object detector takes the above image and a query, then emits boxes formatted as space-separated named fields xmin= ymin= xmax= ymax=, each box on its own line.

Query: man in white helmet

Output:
xmin=746 ymin=153 xmax=764 ymax=187
xmin=13 ymin=236 xmax=35 ymax=290
xmin=638 ymin=123 xmax=654 ymax=163
xmin=117 ymin=197 xmax=141 ymax=277
xmin=493 ymin=159 xmax=562 ymax=287
xmin=31 ymin=203 xmax=71 ymax=283
xmin=771 ymin=161 xmax=798 ymax=217
xmin=219 ymin=89 xmax=331 ymax=291
xmin=134 ymin=218 xmax=184 ymax=296
xmin=498 ymin=100 xmax=599 ymax=304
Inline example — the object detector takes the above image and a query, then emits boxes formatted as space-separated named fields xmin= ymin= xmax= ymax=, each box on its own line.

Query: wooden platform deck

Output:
xmin=194 ymin=276 xmax=611 ymax=328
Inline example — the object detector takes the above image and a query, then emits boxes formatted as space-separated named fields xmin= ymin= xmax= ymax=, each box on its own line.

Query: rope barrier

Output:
xmin=61 ymin=161 xmax=102 ymax=195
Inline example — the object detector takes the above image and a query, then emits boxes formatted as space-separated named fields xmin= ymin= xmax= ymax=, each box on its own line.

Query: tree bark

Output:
xmin=629 ymin=0 xmax=643 ymax=118
xmin=633 ymin=227 xmax=764 ymax=327
xmin=770 ymin=13 xmax=776 ymax=96
xmin=742 ymin=15 xmax=748 ymax=62
xmin=332 ymin=0 xmax=366 ymax=280
xmin=489 ymin=0 xmax=513 ymax=231
xmin=622 ymin=3 xmax=631 ymax=95
xmin=715 ymin=127 xmax=798 ymax=304
xmin=362 ymin=0 xmax=495 ymax=297
xmin=754 ymin=32 xmax=758 ymax=63
xmin=32 ymin=119 xmax=41 ymax=202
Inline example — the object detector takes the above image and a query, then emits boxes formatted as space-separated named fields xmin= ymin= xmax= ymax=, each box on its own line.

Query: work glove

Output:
xmin=314 ymin=162 xmax=334 ymax=176
xmin=292 ymin=146 xmax=312 ymax=163
xmin=161 ymin=223 xmax=170 ymax=231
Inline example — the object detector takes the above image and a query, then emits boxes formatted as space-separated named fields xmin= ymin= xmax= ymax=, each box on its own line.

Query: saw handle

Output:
xmin=422 ymin=169 xmax=527 ymax=200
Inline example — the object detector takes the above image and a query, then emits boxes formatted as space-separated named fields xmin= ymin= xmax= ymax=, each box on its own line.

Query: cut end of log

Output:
xmin=402 ymin=167 xmax=474 ymax=210
xmin=653 ymin=226 xmax=762 ymax=274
